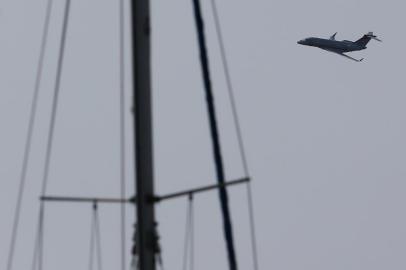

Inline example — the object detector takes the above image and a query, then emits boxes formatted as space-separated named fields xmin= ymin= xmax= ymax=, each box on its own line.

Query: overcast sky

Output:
xmin=1 ymin=0 xmax=406 ymax=269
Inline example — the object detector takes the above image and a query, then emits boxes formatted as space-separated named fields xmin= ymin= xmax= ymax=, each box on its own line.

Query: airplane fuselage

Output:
xmin=297 ymin=32 xmax=380 ymax=62
xmin=298 ymin=37 xmax=366 ymax=53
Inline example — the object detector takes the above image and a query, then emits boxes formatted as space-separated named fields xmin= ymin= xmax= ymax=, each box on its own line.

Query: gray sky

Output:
xmin=1 ymin=0 xmax=406 ymax=269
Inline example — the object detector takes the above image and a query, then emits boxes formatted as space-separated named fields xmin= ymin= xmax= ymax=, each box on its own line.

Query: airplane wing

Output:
xmin=321 ymin=48 xmax=363 ymax=62
xmin=337 ymin=53 xmax=363 ymax=62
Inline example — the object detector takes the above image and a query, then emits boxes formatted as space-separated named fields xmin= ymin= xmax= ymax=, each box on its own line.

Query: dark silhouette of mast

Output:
xmin=191 ymin=0 xmax=238 ymax=269
xmin=40 ymin=2 xmax=250 ymax=270
xmin=130 ymin=1 xmax=156 ymax=270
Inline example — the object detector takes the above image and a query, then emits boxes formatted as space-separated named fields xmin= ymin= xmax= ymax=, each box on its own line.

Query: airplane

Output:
xmin=297 ymin=32 xmax=382 ymax=62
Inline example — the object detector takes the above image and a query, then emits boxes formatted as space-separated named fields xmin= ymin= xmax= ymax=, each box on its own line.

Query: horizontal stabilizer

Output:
xmin=366 ymin=32 xmax=382 ymax=42
xmin=356 ymin=32 xmax=382 ymax=46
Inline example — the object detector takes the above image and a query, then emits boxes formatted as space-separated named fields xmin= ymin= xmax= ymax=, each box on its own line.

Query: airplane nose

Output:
xmin=297 ymin=40 xmax=304 ymax=45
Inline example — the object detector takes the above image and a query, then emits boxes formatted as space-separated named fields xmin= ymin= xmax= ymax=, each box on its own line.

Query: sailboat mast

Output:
xmin=130 ymin=1 xmax=156 ymax=270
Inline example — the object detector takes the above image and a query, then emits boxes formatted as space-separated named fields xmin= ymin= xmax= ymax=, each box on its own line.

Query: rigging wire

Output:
xmin=89 ymin=207 xmax=96 ymax=270
xmin=190 ymin=197 xmax=195 ymax=270
xmin=30 ymin=207 xmax=44 ymax=270
xmin=40 ymin=0 xmax=71 ymax=198
xmin=209 ymin=0 xmax=249 ymax=177
xmin=182 ymin=205 xmax=189 ymax=270
xmin=118 ymin=0 xmax=127 ymax=269
xmin=208 ymin=1 xmax=259 ymax=269
xmin=245 ymin=184 xmax=259 ymax=270
xmin=6 ymin=0 xmax=53 ymax=269
xmin=89 ymin=203 xmax=104 ymax=270
xmin=31 ymin=0 xmax=72 ymax=269
xmin=182 ymin=196 xmax=195 ymax=270
xmin=95 ymin=206 xmax=104 ymax=270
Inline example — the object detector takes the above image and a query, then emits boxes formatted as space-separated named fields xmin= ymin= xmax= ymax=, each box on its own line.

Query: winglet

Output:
xmin=359 ymin=58 xmax=364 ymax=62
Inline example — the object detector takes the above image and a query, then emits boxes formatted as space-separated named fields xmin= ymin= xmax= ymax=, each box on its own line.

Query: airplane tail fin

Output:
xmin=355 ymin=32 xmax=382 ymax=47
